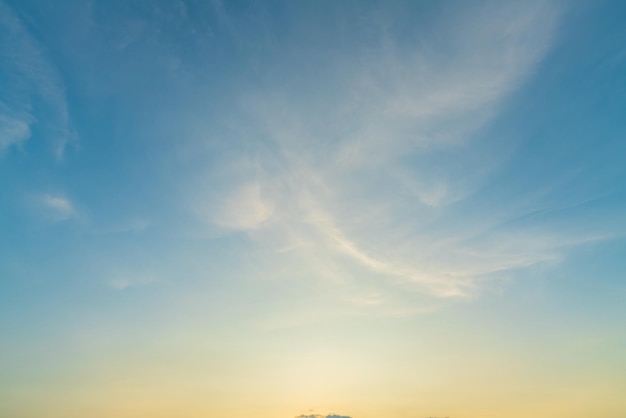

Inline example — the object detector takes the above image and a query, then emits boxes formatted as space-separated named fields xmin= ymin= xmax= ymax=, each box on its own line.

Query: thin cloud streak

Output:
xmin=182 ymin=0 xmax=623 ymax=313
xmin=39 ymin=193 xmax=78 ymax=222
xmin=189 ymin=1 xmax=570 ymax=303
xmin=0 ymin=0 xmax=75 ymax=158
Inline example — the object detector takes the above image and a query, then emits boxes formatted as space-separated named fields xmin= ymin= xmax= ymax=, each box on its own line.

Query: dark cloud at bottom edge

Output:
xmin=295 ymin=414 xmax=352 ymax=418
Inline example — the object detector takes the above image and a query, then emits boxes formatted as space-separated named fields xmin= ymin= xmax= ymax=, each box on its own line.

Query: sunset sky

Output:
xmin=1 ymin=1 xmax=626 ymax=417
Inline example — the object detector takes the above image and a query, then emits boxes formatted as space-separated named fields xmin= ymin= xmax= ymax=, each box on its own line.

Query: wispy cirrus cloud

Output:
xmin=185 ymin=0 xmax=618 ymax=309
xmin=212 ymin=182 xmax=274 ymax=230
xmin=106 ymin=273 xmax=161 ymax=290
xmin=0 ymin=0 xmax=75 ymax=158
xmin=38 ymin=193 xmax=78 ymax=222
xmin=0 ymin=109 xmax=33 ymax=151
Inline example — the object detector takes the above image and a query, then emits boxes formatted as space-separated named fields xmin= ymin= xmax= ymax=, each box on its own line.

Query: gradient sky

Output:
xmin=1 ymin=1 xmax=626 ymax=417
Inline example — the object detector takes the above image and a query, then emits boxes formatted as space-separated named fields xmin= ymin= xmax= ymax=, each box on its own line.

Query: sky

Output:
xmin=1 ymin=0 xmax=626 ymax=417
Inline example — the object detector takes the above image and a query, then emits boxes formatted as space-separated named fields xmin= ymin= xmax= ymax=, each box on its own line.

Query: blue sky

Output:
xmin=1 ymin=1 xmax=626 ymax=417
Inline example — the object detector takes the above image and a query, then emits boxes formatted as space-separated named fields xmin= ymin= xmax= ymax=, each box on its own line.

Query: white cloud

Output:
xmin=39 ymin=193 xmax=77 ymax=221
xmin=107 ymin=273 xmax=160 ymax=290
xmin=0 ymin=110 xmax=33 ymax=152
xmin=186 ymin=1 xmax=612 ymax=309
xmin=256 ymin=1 xmax=565 ymax=298
xmin=0 ymin=0 xmax=75 ymax=158
xmin=212 ymin=182 xmax=274 ymax=230
xmin=88 ymin=218 xmax=152 ymax=235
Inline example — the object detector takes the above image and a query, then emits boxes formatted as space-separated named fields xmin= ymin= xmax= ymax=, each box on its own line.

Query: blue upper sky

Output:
xmin=1 ymin=1 xmax=626 ymax=417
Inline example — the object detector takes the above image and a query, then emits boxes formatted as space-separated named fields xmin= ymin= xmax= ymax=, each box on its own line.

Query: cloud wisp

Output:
xmin=38 ymin=193 xmax=78 ymax=222
xmin=106 ymin=273 xmax=161 ymax=291
xmin=184 ymin=0 xmax=618 ymax=311
xmin=0 ymin=0 xmax=75 ymax=158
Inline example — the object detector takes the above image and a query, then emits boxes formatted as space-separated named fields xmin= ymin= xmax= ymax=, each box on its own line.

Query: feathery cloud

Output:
xmin=0 ymin=0 xmax=75 ymax=158
xmin=39 ymin=193 xmax=77 ymax=222
xmin=192 ymin=1 xmax=567 ymax=300
xmin=213 ymin=182 xmax=274 ymax=230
